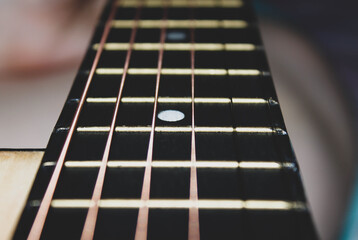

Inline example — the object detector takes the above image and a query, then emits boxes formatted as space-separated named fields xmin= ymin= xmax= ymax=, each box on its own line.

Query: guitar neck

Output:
xmin=14 ymin=0 xmax=317 ymax=239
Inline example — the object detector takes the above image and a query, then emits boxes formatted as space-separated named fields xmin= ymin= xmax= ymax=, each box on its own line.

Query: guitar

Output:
xmin=6 ymin=0 xmax=318 ymax=239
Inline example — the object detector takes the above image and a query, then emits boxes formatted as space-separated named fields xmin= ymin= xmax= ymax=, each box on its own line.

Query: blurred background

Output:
xmin=0 ymin=0 xmax=357 ymax=239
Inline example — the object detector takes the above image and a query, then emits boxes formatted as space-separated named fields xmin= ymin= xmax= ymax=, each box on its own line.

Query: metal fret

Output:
xmin=86 ymin=97 xmax=269 ymax=103
xmin=94 ymin=43 xmax=257 ymax=51
xmin=73 ymin=126 xmax=286 ymax=134
xmin=43 ymin=160 xmax=296 ymax=170
xmin=96 ymin=68 xmax=261 ymax=75
xmin=47 ymin=199 xmax=306 ymax=211
xmin=112 ymin=20 xmax=248 ymax=29
xmin=14 ymin=0 xmax=317 ymax=239
xmin=118 ymin=0 xmax=244 ymax=8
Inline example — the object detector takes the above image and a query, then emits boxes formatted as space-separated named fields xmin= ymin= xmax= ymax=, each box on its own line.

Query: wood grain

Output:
xmin=0 ymin=150 xmax=43 ymax=240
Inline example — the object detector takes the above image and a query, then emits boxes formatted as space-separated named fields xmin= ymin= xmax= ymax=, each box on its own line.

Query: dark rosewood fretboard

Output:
xmin=14 ymin=0 xmax=317 ymax=239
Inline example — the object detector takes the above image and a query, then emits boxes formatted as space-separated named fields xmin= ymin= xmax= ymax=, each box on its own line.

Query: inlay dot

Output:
xmin=166 ymin=31 xmax=187 ymax=41
xmin=158 ymin=110 xmax=185 ymax=122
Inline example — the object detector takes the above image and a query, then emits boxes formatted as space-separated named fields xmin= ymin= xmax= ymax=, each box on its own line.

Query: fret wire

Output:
xmin=118 ymin=0 xmax=242 ymax=3
xmin=43 ymin=160 xmax=296 ymax=170
xmin=96 ymin=68 xmax=261 ymax=75
xmin=74 ymin=126 xmax=287 ymax=134
xmin=228 ymin=69 xmax=261 ymax=75
xmin=118 ymin=0 xmax=244 ymax=8
xmin=11 ymin=0 xmax=317 ymax=238
xmin=47 ymin=199 xmax=307 ymax=211
xmin=93 ymin=43 xmax=257 ymax=51
xmin=188 ymin=8 xmax=200 ymax=240
xmin=134 ymin=8 xmax=168 ymax=240
xmin=112 ymin=20 xmax=248 ymax=29
xmin=80 ymin=5 xmax=142 ymax=240
xmin=86 ymin=97 xmax=268 ymax=104
xmin=232 ymin=98 xmax=268 ymax=104
xmin=26 ymin=2 xmax=119 ymax=240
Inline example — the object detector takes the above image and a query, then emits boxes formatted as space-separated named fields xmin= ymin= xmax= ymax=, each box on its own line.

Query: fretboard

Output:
xmin=14 ymin=0 xmax=317 ymax=239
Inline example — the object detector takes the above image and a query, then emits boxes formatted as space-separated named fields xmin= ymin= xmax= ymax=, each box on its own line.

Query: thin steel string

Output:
xmin=26 ymin=1 xmax=118 ymax=239
xmin=188 ymin=7 xmax=201 ymax=240
xmin=134 ymin=7 xmax=168 ymax=240
xmin=80 ymin=6 xmax=142 ymax=240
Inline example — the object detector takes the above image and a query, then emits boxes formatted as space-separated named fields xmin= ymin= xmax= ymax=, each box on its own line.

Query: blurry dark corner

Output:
xmin=253 ymin=0 xmax=358 ymax=239
xmin=0 ymin=0 xmax=106 ymax=78
xmin=0 ymin=0 xmax=107 ymax=149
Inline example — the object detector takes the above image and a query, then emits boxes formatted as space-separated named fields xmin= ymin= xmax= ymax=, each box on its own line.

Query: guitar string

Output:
xmin=26 ymin=1 xmax=118 ymax=239
xmin=188 ymin=7 xmax=201 ymax=240
xmin=80 ymin=6 xmax=143 ymax=240
xmin=20 ymin=2 xmax=316 ymax=239
xmin=134 ymin=7 xmax=168 ymax=240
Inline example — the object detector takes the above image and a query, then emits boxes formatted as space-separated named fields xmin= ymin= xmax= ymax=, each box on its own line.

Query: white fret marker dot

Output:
xmin=158 ymin=110 xmax=185 ymax=122
xmin=167 ymin=31 xmax=186 ymax=41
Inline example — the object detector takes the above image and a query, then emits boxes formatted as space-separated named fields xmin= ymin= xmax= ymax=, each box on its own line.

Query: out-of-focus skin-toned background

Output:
xmin=0 ymin=1 xmax=357 ymax=239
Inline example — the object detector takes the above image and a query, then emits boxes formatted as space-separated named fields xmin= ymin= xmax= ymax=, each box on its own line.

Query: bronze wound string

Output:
xmin=80 ymin=5 xmax=143 ymax=240
xmin=134 ymin=7 xmax=168 ymax=240
xmin=26 ymin=2 xmax=119 ymax=239
xmin=188 ymin=7 xmax=201 ymax=240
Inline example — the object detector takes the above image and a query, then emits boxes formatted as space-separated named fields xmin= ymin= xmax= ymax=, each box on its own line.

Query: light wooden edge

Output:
xmin=0 ymin=150 xmax=44 ymax=240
